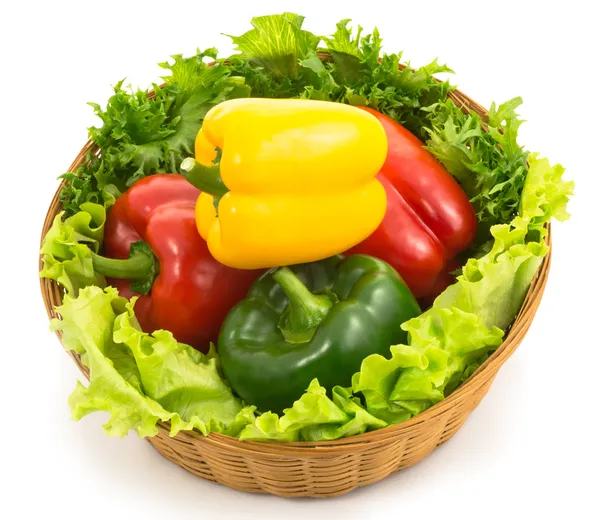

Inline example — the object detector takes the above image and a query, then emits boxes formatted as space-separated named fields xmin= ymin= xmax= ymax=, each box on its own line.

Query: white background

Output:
xmin=1 ymin=1 xmax=598 ymax=518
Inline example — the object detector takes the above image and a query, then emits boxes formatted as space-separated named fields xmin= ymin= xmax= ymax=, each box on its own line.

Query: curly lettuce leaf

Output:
xmin=51 ymin=286 xmax=253 ymax=438
xmin=319 ymin=18 xmax=453 ymax=133
xmin=435 ymin=218 xmax=547 ymax=330
xmin=59 ymin=52 xmax=251 ymax=216
xmin=424 ymin=98 xmax=529 ymax=241
xmin=300 ymin=386 xmax=387 ymax=441
xmin=40 ymin=202 xmax=108 ymax=295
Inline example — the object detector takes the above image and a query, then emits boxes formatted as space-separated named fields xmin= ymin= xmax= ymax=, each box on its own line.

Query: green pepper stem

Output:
xmin=272 ymin=267 xmax=334 ymax=343
xmin=180 ymin=157 xmax=229 ymax=198
xmin=91 ymin=250 xmax=153 ymax=280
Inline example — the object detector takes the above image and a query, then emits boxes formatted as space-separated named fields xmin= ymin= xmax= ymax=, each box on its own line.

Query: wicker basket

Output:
xmin=39 ymin=82 xmax=551 ymax=498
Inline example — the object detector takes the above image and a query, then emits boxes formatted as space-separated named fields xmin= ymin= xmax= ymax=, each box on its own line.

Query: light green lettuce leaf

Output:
xmin=299 ymin=386 xmax=387 ymax=441
xmin=352 ymin=153 xmax=572 ymax=421
xmin=436 ymin=154 xmax=573 ymax=330
xmin=51 ymin=286 xmax=254 ymax=438
xmin=40 ymin=202 xmax=108 ymax=295
xmin=353 ymin=308 xmax=503 ymax=422
xmin=392 ymin=308 xmax=504 ymax=401
xmin=239 ymin=412 xmax=298 ymax=442
xmin=112 ymin=311 xmax=248 ymax=435
xmin=435 ymin=219 xmax=547 ymax=330
xmin=520 ymin=153 xmax=574 ymax=228
xmin=239 ymin=380 xmax=386 ymax=442
xmin=239 ymin=380 xmax=347 ymax=442
xmin=227 ymin=12 xmax=319 ymax=78
xmin=52 ymin=286 xmax=167 ymax=437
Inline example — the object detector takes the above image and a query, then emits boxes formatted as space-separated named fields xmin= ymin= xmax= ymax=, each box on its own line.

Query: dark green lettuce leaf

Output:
xmin=424 ymin=97 xmax=530 ymax=243
xmin=59 ymin=52 xmax=251 ymax=216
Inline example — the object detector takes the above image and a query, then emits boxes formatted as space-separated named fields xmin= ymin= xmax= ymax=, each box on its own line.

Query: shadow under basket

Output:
xmin=39 ymin=84 xmax=551 ymax=498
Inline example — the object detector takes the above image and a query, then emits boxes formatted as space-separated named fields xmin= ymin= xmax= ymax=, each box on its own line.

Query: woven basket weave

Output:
xmin=39 ymin=79 xmax=551 ymax=498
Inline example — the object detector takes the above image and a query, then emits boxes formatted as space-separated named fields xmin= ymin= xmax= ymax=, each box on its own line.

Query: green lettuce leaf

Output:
xmin=40 ymin=202 xmax=108 ymax=295
xmin=435 ymin=218 xmax=547 ymax=330
xmin=239 ymin=380 xmax=386 ymax=442
xmin=300 ymin=386 xmax=387 ymax=441
xmin=436 ymin=154 xmax=574 ymax=329
xmin=51 ymin=286 xmax=254 ymax=438
xmin=52 ymin=286 xmax=165 ymax=436
xmin=227 ymin=13 xmax=319 ymax=78
xmin=520 ymin=153 xmax=574 ymax=229
xmin=353 ymin=308 xmax=503 ymax=423
xmin=112 ymin=311 xmax=248 ymax=435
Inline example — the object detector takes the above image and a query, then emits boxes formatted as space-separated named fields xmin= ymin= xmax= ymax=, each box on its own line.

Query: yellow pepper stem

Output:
xmin=181 ymin=157 xmax=229 ymax=199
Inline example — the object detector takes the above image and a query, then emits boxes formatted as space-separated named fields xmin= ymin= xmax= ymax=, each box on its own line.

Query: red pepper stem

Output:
xmin=91 ymin=250 xmax=153 ymax=280
xmin=90 ymin=241 xmax=159 ymax=296
xmin=180 ymin=158 xmax=229 ymax=198
xmin=272 ymin=267 xmax=333 ymax=343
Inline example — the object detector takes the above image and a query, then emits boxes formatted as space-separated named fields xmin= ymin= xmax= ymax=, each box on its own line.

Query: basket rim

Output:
xmin=38 ymin=63 xmax=552 ymax=452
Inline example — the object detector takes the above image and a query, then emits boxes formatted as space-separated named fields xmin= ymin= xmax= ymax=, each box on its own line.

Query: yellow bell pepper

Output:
xmin=180 ymin=98 xmax=387 ymax=269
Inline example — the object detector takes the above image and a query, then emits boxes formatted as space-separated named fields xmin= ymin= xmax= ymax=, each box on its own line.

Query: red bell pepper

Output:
xmin=91 ymin=174 xmax=261 ymax=352
xmin=348 ymin=108 xmax=477 ymax=299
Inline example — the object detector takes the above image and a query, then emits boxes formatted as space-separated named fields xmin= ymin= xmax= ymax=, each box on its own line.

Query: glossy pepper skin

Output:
xmin=181 ymin=98 xmax=388 ymax=269
xmin=100 ymin=174 xmax=260 ymax=352
xmin=348 ymin=108 xmax=477 ymax=300
xmin=218 ymin=254 xmax=421 ymax=414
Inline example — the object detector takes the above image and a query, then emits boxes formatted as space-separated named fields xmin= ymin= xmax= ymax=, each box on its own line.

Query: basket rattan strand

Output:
xmin=39 ymin=83 xmax=551 ymax=498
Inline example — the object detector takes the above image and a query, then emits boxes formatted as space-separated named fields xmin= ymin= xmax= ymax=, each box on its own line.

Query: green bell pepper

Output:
xmin=218 ymin=254 xmax=422 ymax=414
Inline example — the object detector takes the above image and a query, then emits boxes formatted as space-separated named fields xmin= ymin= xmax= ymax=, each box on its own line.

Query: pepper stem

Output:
xmin=272 ymin=267 xmax=334 ymax=343
xmin=91 ymin=241 xmax=159 ymax=295
xmin=180 ymin=157 xmax=229 ymax=198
